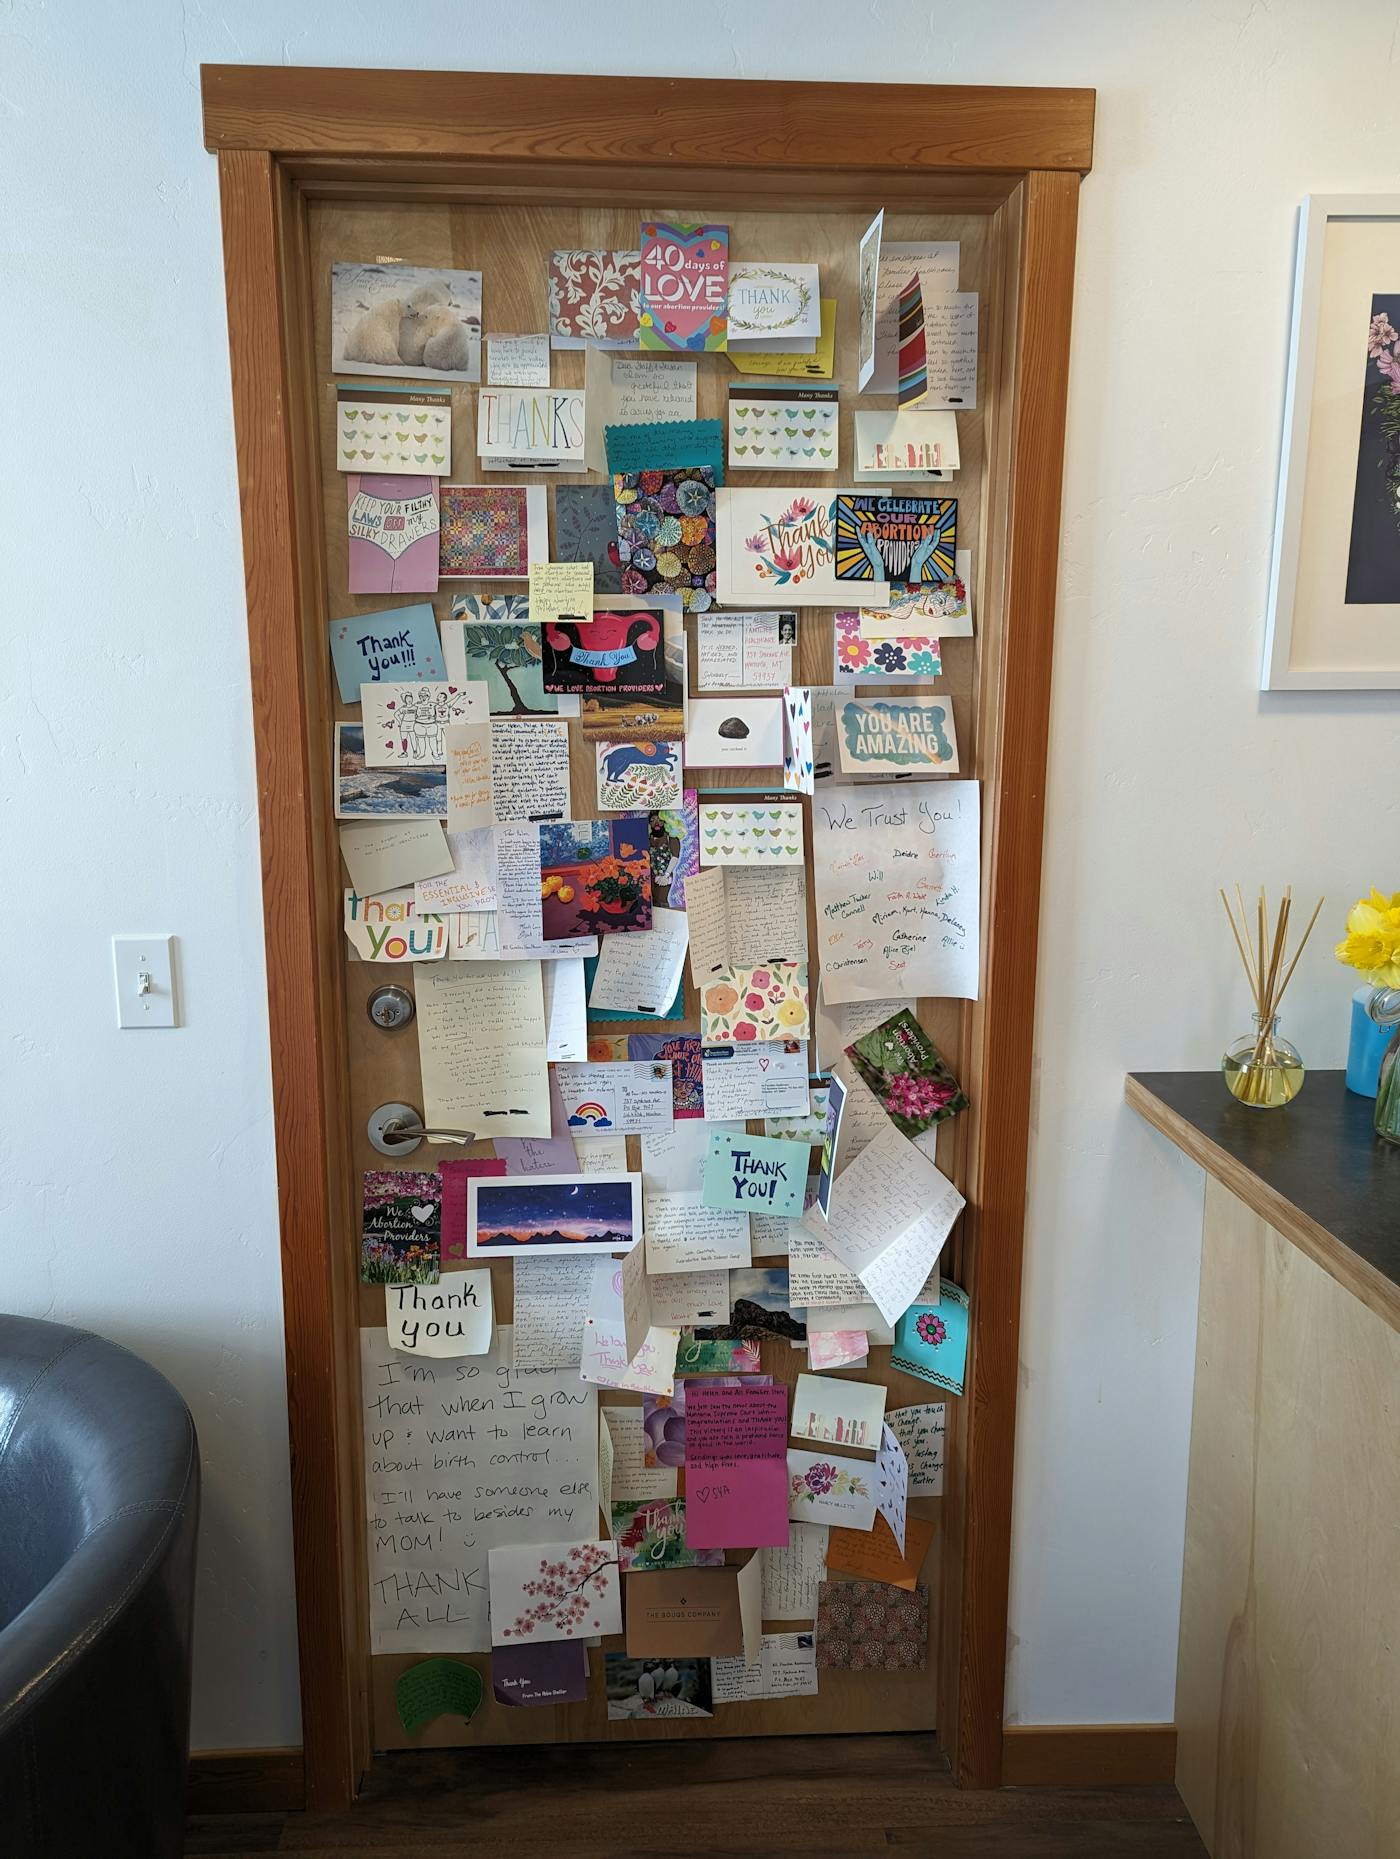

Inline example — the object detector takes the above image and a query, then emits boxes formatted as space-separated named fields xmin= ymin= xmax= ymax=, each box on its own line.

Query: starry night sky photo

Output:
xmin=473 ymin=1178 xmax=635 ymax=1243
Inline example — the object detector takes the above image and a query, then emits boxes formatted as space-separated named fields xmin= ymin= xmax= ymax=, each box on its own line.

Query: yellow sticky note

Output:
xmin=728 ymin=298 xmax=837 ymax=380
xmin=528 ymin=559 xmax=593 ymax=628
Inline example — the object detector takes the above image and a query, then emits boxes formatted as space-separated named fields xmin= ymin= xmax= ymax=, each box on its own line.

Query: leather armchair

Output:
xmin=0 ymin=1316 xmax=199 ymax=1857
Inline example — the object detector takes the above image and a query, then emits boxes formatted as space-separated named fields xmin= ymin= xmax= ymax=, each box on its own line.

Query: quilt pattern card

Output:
xmin=835 ymin=695 xmax=960 ymax=776
xmin=488 ymin=1540 xmax=621 ymax=1645
xmin=554 ymin=482 xmax=625 ymax=593
xmin=346 ymin=475 xmax=439 ymax=594
xmin=361 ymin=1169 xmax=441 ymax=1285
xmin=547 ymin=249 xmax=641 ymax=350
xmin=698 ymin=800 xmax=804 ymax=867
xmin=539 ymin=818 xmax=653 ymax=938
xmin=814 ymin=1580 xmax=927 ymax=1670
xmin=438 ymin=485 xmax=546 ymax=580
xmin=700 ymin=963 xmax=810 ymax=1044
xmin=614 ymin=467 xmax=717 ymax=611
xmin=331 ymin=262 xmax=481 ymax=381
xmin=727 ymin=385 xmax=837 ymax=472
xmin=833 ymin=494 xmax=957 ymax=585
xmin=639 ymin=221 xmax=729 ymax=354
xmin=833 ymin=608 xmax=942 ymax=683
xmin=845 ymin=1008 xmax=969 ymax=1135
xmin=329 ymin=601 xmax=445 ymax=703
xmin=335 ymin=382 xmax=451 ymax=474
xmin=727 ymin=261 xmax=821 ymax=347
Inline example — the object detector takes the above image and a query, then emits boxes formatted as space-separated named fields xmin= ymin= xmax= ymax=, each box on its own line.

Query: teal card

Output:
xmin=891 ymin=1280 xmax=969 ymax=1395
xmin=701 ymin=1127 xmax=808 ymax=1218
xmin=329 ymin=601 xmax=444 ymax=704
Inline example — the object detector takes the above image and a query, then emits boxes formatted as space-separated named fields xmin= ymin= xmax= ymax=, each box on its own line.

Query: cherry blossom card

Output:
xmin=487 ymin=1540 xmax=621 ymax=1646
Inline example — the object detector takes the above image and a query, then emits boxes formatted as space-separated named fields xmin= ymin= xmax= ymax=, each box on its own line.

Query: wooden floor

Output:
xmin=186 ymin=1736 xmax=1208 ymax=1857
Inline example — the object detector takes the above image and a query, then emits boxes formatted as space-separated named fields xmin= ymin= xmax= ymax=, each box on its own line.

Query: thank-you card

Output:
xmin=639 ymin=222 xmax=729 ymax=354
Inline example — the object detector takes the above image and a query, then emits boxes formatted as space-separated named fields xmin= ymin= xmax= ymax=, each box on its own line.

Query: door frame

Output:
xmin=203 ymin=65 xmax=1093 ymax=1811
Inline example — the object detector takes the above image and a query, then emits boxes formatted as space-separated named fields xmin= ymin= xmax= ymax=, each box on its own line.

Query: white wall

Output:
xmin=3 ymin=0 xmax=1395 ymax=1746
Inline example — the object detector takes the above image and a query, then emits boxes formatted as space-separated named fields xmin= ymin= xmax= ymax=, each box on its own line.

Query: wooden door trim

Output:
xmin=205 ymin=69 xmax=1092 ymax=1808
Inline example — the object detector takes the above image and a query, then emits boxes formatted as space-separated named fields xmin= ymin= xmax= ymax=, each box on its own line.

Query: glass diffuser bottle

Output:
xmin=1222 ymin=1014 xmax=1305 ymax=1107
xmin=1218 ymin=886 xmax=1324 ymax=1112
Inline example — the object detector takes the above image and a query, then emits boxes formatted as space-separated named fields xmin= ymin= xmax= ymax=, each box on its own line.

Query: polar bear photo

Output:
xmin=332 ymin=262 xmax=482 ymax=383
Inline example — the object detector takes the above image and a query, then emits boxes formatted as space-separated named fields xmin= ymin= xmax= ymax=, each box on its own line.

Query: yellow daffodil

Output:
xmin=1335 ymin=889 xmax=1400 ymax=985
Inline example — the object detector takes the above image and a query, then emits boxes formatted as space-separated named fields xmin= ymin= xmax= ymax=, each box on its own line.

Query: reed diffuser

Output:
xmin=1219 ymin=886 xmax=1324 ymax=1108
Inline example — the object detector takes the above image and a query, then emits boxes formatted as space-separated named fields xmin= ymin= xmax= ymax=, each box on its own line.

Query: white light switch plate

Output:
xmin=112 ymin=935 xmax=178 ymax=1029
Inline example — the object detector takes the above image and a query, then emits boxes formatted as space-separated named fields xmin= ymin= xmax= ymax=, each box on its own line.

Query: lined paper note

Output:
xmin=415 ymin=960 xmax=551 ymax=1140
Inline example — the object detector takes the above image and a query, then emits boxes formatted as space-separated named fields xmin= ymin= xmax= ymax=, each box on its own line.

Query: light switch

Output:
xmin=112 ymin=935 xmax=179 ymax=1029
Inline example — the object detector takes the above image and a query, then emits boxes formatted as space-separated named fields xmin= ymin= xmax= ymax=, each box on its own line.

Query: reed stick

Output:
xmin=1220 ymin=885 xmax=1323 ymax=1105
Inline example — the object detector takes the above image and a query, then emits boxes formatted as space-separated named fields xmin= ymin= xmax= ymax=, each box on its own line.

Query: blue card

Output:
xmin=329 ymin=602 xmax=445 ymax=704
xmin=891 ymin=1280 xmax=969 ymax=1395
xmin=701 ymin=1127 xmax=809 ymax=1219
xmin=603 ymin=418 xmax=725 ymax=481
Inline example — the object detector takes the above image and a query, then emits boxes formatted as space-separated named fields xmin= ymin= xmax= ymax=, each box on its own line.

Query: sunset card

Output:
xmin=466 ymin=1173 xmax=643 ymax=1259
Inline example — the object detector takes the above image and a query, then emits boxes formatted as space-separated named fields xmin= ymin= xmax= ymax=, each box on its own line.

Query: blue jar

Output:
xmin=1346 ymin=985 xmax=1400 ymax=1097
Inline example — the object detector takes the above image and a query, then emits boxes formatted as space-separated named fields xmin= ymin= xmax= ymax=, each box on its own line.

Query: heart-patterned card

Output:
xmin=783 ymin=686 xmax=815 ymax=794
xmin=728 ymin=385 xmax=838 ymax=473
xmin=698 ymin=800 xmax=805 ymax=867
xmin=362 ymin=1169 xmax=442 ymax=1286
xmin=336 ymin=383 xmax=452 ymax=475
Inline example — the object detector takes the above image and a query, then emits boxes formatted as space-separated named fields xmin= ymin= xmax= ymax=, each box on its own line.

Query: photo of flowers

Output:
xmin=361 ymin=1170 xmax=441 ymax=1285
xmin=466 ymin=1174 xmax=642 ymax=1259
xmin=538 ymin=818 xmax=653 ymax=939
xmin=614 ymin=466 xmax=717 ymax=611
xmin=844 ymin=1008 xmax=969 ymax=1136
xmin=1345 ymin=296 xmax=1400 ymax=602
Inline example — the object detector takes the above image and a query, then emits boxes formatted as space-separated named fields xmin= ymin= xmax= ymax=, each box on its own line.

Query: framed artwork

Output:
xmin=1263 ymin=196 xmax=1400 ymax=689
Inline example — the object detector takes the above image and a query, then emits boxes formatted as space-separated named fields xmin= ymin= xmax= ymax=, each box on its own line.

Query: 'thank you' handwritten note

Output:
xmin=811 ymin=780 xmax=979 ymax=1003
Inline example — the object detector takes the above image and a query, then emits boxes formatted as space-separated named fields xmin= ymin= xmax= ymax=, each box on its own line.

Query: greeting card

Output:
xmin=543 ymin=610 xmax=666 ymax=696
xmin=438 ymin=484 xmax=546 ymax=580
xmin=787 ymin=1448 xmax=877 ymax=1529
xmin=685 ymin=697 xmax=785 ymax=769
xmin=833 ymin=495 xmax=957 ymax=585
xmin=682 ymin=1380 xmax=791 ymax=1550
xmin=856 ymin=552 xmax=973 ymax=639
xmin=335 ymin=382 xmax=451 ymax=474
xmin=700 ymin=963 xmax=810 ymax=1044
xmin=833 ymin=609 xmax=943 ymax=683
xmin=596 ymin=739 xmax=683 ymax=812
xmin=698 ymin=801 xmax=804 ymax=867
xmin=814 ymin=1581 xmax=927 ymax=1670
xmin=335 ymin=725 xmax=447 ymax=819
xmin=553 ymin=482 xmax=625 ymax=592
xmin=855 ymin=410 xmax=961 ymax=478
xmin=477 ymin=387 xmax=586 ymax=467
xmin=611 ymin=1499 xmax=724 ymax=1572
xmin=331 ymin=263 xmax=481 ymax=381
xmin=716 ymin=488 xmax=889 ymax=608
xmin=614 ymin=467 xmax=717 ymax=611
xmin=444 ymin=599 xmax=563 ymax=716
xmin=702 ymin=1130 xmax=809 ymax=1219
xmin=730 ymin=297 xmax=837 ymax=379
xmin=891 ymin=1280 xmax=970 ymax=1394
xmin=648 ymin=792 xmax=700 ymax=908
xmin=639 ymin=221 xmax=729 ymax=354
xmin=835 ymin=695 xmax=959 ymax=775
xmin=844 ymin=1008 xmax=969 ymax=1135
xmin=727 ymin=385 xmax=837 ymax=472
xmin=346 ymin=475 xmax=439 ymax=594
xmin=538 ymin=818 xmax=653 ymax=938
xmin=329 ymin=602 xmax=445 ymax=703
xmin=896 ymin=272 xmax=928 ymax=406
xmin=488 ymin=1540 xmax=621 ymax=1645
xmin=726 ymin=262 xmax=821 ymax=346
xmin=547 ymin=249 xmax=641 ymax=349
xmin=360 ymin=680 xmax=485 ymax=768
xmin=361 ymin=1169 xmax=440 ymax=1285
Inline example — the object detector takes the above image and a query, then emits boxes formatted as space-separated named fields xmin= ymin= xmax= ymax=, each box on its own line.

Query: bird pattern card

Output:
xmin=548 ymin=249 xmax=641 ymax=349
xmin=346 ymin=475 xmax=439 ymax=594
xmin=335 ymin=383 xmax=452 ymax=474
xmin=438 ymin=485 xmax=547 ymax=580
xmin=639 ymin=222 xmax=729 ymax=354
xmin=727 ymin=387 xmax=838 ymax=472
xmin=698 ymin=801 xmax=805 ymax=867
xmin=700 ymin=964 xmax=811 ymax=1044
xmin=833 ymin=495 xmax=957 ymax=585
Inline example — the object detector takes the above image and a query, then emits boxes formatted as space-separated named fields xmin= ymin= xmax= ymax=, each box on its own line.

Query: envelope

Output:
xmin=623 ymin=1554 xmax=761 ymax=1661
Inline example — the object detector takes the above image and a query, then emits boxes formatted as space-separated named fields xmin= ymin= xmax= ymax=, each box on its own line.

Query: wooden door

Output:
xmin=206 ymin=66 xmax=1092 ymax=1803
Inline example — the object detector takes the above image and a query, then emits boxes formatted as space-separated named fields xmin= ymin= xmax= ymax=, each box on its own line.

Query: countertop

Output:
xmin=1127 ymin=1069 xmax=1400 ymax=1331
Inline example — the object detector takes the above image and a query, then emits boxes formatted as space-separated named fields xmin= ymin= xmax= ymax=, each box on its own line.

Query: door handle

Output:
xmin=367 ymin=1102 xmax=480 ymax=1157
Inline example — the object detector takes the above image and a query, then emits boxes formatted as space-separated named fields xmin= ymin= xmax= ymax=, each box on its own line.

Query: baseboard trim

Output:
xmin=1001 ymin=1723 xmax=1177 ymax=1786
xmin=187 ymin=1746 xmax=306 ymax=1814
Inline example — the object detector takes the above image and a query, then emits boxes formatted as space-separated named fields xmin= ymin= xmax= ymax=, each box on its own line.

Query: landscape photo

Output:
xmin=466 ymin=1173 xmax=641 ymax=1258
xmin=334 ymin=723 xmax=448 ymax=818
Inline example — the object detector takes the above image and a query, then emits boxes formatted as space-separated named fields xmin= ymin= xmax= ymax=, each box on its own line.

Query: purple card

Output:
xmin=491 ymin=1639 xmax=590 ymax=1707
xmin=683 ymin=1380 xmax=791 ymax=1550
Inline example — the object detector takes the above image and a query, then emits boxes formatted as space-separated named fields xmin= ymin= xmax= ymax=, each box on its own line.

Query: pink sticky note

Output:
xmin=683 ymin=1382 xmax=791 ymax=1550
xmin=439 ymin=1158 xmax=506 ymax=1264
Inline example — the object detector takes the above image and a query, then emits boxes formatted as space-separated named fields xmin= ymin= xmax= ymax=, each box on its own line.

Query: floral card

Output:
xmin=833 ymin=609 xmax=942 ymax=682
xmin=487 ymin=1540 xmax=621 ymax=1645
xmin=438 ymin=484 xmax=546 ymax=580
xmin=611 ymin=1498 xmax=724 ymax=1571
xmin=833 ymin=494 xmax=957 ymax=585
xmin=539 ymin=818 xmax=653 ymax=938
xmin=727 ymin=261 xmax=821 ymax=346
xmin=553 ymin=482 xmax=625 ymax=592
xmin=347 ymin=475 xmax=439 ymax=594
xmin=716 ymin=488 xmax=889 ymax=608
xmin=814 ymin=1580 xmax=927 ymax=1670
xmin=844 ymin=1008 xmax=969 ymax=1135
xmin=639 ymin=221 xmax=729 ymax=354
xmin=835 ymin=695 xmax=960 ymax=775
xmin=891 ymin=1279 xmax=969 ymax=1395
xmin=700 ymin=963 xmax=810 ymax=1044
xmin=614 ymin=467 xmax=717 ymax=611
xmin=596 ymin=740 xmax=683 ymax=812
xmin=787 ymin=1448 xmax=877 ymax=1529
xmin=548 ymin=249 xmax=641 ymax=350
xmin=336 ymin=382 xmax=451 ymax=474
xmin=332 ymin=262 xmax=481 ymax=381
xmin=361 ymin=1169 xmax=441 ymax=1285
xmin=698 ymin=801 xmax=804 ymax=867
xmin=728 ymin=386 xmax=837 ymax=471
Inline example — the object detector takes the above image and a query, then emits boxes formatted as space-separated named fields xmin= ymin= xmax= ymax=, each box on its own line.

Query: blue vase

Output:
xmin=1347 ymin=986 xmax=1400 ymax=1096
